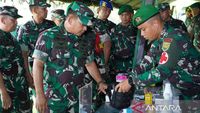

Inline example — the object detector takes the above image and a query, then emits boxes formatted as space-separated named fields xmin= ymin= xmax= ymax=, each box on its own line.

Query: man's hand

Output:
xmin=98 ymin=82 xmax=108 ymax=94
xmin=35 ymin=94 xmax=47 ymax=113
xmin=115 ymin=79 xmax=132 ymax=93
xmin=1 ymin=91 xmax=12 ymax=110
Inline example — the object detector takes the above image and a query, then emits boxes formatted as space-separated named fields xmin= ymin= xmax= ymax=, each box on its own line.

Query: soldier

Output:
xmin=110 ymin=4 xmax=137 ymax=78
xmin=158 ymin=2 xmax=188 ymax=32
xmin=116 ymin=5 xmax=200 ymax=112
xmin=87 ymin=0 xmax=115 ymax=109
xmin=17 ymin=0 xmax=55 ymax=71
xmin=51 ymin=9 xmax=65 ymax=26
xmin=92 ymin=0 xmax=115 ymax=79
xmin=0 ymin=6 xmax=32 ymax=113
xmin=32 ymin=1 xmax=107 ymax=113
xmin=185 ymin=7 xmax=193 ymax=29
xmin=189 ymin=2 xmax=200 ymax=52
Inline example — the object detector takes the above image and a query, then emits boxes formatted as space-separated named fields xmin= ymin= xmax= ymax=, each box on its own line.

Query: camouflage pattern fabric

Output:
xmin=185 ymin=17 xmax=192 ymax=29
xmin=165 ymin=17 xmax=188 ymax=32
xmin=0 ymin=30 xmax=31 ymax=113
xmin=32 ymin=24 xmax=95 ymax=113
xmin=110 ymin=23 xmax=137 ymax=74
xmin=28 ymin=0 xmax=51 ymax=7
xmin=92 ymin=18 xmax=115 ymax=35
xmin=66 ymin=1 xmax=94 ymax=26
xmin=192 ymin=14 xmax=200 ymax=52
xmin=128 ymin=26 xmax=200 ymax=99
xmin=17 ymin=18 xmax=55 ymax=58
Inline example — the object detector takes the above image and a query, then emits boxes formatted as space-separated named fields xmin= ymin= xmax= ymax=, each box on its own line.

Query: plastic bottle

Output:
xmin=162 ymin=81 xmax=173 ymax=113
xmin=163 ymin=82 xmax=173 ymax=100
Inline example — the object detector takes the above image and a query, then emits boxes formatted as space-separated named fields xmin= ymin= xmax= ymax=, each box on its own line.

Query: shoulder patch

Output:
xmin=162 ymin=38 xmax=173 ymax=51
xmin=159 ymin=52 xmax=169 ymax=64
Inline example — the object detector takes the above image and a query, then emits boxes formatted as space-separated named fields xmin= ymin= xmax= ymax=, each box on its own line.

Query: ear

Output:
xmin=97 ymin=7 xmax=100 ymax=14
xmin=66 ymin=14 xmax=74 ymax=25
xmin=0 ymin=16 xmax=7 ymax=24
xmin=32 ymin=6 xmax=38 ymax=14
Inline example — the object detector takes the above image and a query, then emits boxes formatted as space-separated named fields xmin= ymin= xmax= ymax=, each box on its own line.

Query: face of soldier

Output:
xmin=186 ymin=11 xmax=192 ymax=18
xmin=138 ymin=20 xmax=160 ymax=41
xmin=4 ymin=16 xmax=17 ymax=32
xmin=36 ymin=6 xmax=48 ymax=19
xmin=98 ymin=7 xmax=111 ymax=20
xmin=191 ymin=8 xmax=200 ymax=17
xmin=65 ymin=16 xmax=87 ymax=36
xmin=160 ymin=9 xmax=170 ymax=21
xmin=119 ymin=12 xmax=132 ymax=26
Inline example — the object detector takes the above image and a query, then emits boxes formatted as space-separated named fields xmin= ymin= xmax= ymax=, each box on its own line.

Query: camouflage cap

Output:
xmin=66 ymin=1 xmax=94 ymax=26
xmin=99 ymin=0 xmax=113 ymax=10
xmin=0 ymin=6 xmax=22 ymax=19
xmin=189 ymin=2 xmax=200 ymax=9
xmin=185 ymin=7 xmax=191 ymax=12
xmin=158 ymin=2 xmax=170 ymax=11
xmin=132 ymin=5 xmax=159 ymax=27
xmin=29 ymin=0 xmax=51 ymax=7
xmin=118 ymin=4 xmax=134 ymax=15
xmin=51 ymin=9 xmax=65 ymax=20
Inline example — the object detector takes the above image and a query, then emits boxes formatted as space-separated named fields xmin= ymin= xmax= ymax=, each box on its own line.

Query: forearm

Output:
xmin=103 ymin=41 xmax=111 ymax=65
xmin=22 ymin=51 xmax=30 ymax=74
xmin=85 ymin=61 xmax=104 ymax=84
xmin=32 ymin=59 xmax=45 ymax=95
xmin=0 ymin=72 xmax=7 ymax=94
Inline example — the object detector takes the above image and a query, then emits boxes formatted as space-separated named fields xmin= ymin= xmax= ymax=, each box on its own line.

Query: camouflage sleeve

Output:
xmin=32 ymin=33 xmax=50 ymax=63
xmin=17 ymin=26 xmax=29 ymax=52
xmin=129 ymin=37 xmax=182 ymax=87
xmin=193 ymin=20 xmax=200 ymax=52
xmin=82 ymin=30 xmax=95 ymax=64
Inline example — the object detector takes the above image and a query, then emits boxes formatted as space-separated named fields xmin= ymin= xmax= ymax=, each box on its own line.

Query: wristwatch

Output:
xmin=128 ymin=76 xmax=134 ymax=86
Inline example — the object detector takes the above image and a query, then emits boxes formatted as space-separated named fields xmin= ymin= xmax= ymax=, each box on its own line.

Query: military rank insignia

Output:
xmin=162 ymin=38 xmax=172 ymax=51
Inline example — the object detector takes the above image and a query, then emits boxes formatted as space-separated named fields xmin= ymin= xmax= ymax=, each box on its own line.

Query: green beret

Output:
xmin=118 ymin=4 xmax=133 ymax=15
xmin=190 ymin=2 xmax=200 ymax=9
xmin=132 ymin=5 xmax=159 ymax=27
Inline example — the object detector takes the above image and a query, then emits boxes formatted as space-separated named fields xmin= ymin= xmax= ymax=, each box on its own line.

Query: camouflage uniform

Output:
xmin=129 ymin=5 xmax=200 ymax=112
xmin=17 ymin=18 xmax=55 ymax=64
xmin=110 ymin=23 xmax=137 ymax=73
xmin=158 ymin=3 xmax=187 ymax=32
xmin=165 ymin=17 xmax=188 ymax=32
xmin=17 ymin=0 xmax=55 ymax=67
xmin=192 ymin=14 xmax=200 ymax=52
xmin=0 ymin=31 xmax=31 ymax=113
xmin=0 ymin=6 xmax=31 ymax=113
xmin=185 ymin=17 xmax=192 ymax=28
xmin=0 ymin=28 xmax=31 ymax=113
xmin=129 ymin=25 xmax=200 ymax=95
xmin=32 ymin=2 xmax=95 ymax=113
